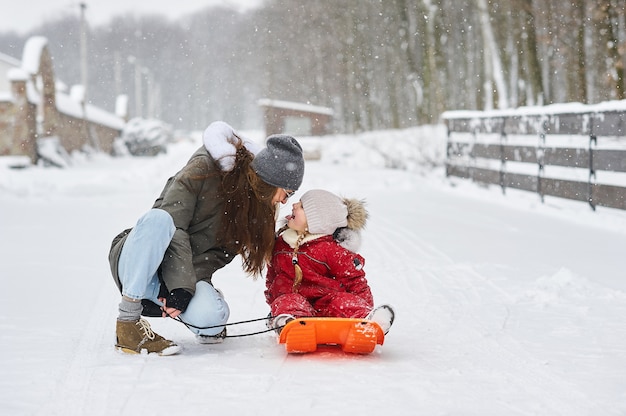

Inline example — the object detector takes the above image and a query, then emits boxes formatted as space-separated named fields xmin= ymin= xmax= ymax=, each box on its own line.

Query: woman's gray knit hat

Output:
xmin=251 ymin=134 xmax=305 ymax=190
xmin=301 ymin=189 xmax=368 ymax=235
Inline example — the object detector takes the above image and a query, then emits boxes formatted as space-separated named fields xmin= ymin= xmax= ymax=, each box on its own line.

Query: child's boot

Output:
xmin=367 ymin=305 xmax=395 ymax=334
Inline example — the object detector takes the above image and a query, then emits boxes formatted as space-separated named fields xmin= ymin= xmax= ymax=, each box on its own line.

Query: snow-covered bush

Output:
xmin=120 ymin=117 xmax=173 ymax=156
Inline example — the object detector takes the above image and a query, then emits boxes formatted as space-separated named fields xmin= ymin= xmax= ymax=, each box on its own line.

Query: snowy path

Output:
xmin=2 ymin=137 xmax=625 ymax=415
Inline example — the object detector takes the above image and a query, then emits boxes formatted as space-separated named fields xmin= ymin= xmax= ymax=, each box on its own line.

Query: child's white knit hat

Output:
xmin=300 ymin=189 xmax=367 ymax=235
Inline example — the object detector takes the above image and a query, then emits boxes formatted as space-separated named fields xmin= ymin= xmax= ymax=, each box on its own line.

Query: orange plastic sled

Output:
xmin=278 ymin=317 xmax=385 ymax=354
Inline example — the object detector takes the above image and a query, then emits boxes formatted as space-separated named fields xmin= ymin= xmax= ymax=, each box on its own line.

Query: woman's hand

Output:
xmin=159 ymin=297 xmax=182 ymax=318
xmin=160 ymin=288 xmax=193 ymax=318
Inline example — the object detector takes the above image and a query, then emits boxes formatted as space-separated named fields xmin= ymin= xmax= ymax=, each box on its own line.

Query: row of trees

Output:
xmin=0 ymin=0 xmax=624 ymax=133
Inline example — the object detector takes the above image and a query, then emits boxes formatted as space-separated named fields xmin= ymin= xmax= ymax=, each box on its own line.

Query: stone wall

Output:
xmin=0 ymin=100 xmax=13 ymax=155
xmin=53 ymin=112 xmax=120 ymax=154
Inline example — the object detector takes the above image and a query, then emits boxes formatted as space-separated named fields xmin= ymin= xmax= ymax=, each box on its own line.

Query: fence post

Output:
xmin=499 ymin=117 xmax=507 ymax=194
xmin=536 ymin=116 xmax=547 ymax=203
xmin=445 ymin=120 xmax=451 ymax=178
xmin=470 ymin=122 xmax=477 ymax=184
xmin=588 ymin=114 xmax=597 ymax=211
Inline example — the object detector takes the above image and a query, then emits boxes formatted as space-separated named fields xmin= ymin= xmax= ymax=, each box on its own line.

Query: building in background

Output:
xmin=258 ymin=98 xmax=333 ymax=137
xmin=0 ymin=36 xmax=125 ymax=166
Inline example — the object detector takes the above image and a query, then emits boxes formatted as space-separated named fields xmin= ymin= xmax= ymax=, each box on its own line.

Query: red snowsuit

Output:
xmin=265 ymin=229 xmax=374 ymax=319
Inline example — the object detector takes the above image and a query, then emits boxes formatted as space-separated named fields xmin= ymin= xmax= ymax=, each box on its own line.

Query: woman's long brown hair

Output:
xmin=217 ymin=136 xmax=278 ymax=277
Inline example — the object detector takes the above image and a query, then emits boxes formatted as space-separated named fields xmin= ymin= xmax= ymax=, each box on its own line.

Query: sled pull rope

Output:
xmin=166 ymin=314 xmax=281 ymax=337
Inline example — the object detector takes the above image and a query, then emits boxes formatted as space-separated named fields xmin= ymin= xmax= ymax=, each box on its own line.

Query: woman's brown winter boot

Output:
xmin=115 ymin=318 xmax=181 ymax=355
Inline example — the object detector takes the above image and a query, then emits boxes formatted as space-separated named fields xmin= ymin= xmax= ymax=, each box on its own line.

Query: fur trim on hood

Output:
xmin=202 ymin=121 xmax=261 ymax=171
xmin=279 ymin=227 xmax=363 ymax=253
xmin=333 ymin=227 xmax=363 ymax=253
xmin=343 ymin=198 xmax=368 ymax=231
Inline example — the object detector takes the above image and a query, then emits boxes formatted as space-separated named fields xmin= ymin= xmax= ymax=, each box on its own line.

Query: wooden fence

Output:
xmin=443 ymin=105 xmax=626 ymax=210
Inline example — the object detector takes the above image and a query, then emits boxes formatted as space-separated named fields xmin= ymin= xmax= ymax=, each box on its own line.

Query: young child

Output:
xmin=264 ymin=189 xmax=394 ymax=334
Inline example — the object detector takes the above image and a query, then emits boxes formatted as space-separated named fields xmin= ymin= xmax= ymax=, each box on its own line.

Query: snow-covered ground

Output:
xmin=1 ymin=124 xmax=625 ymax=415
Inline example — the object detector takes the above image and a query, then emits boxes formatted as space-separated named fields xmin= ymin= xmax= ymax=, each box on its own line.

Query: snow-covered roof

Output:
xmin=7 ymin=67 xmax=28 ymax=81
xmin=56 ymin=92 xmax=125 ymax=130
xmin=21 ymin=36 xmax=48 ymax=76
xmin=258 ymin=98 xmax=334 ymax=116
xmin=0 ymin=51 xmax=21 ymax=68
xmin=0 ymin=52 xmax=21 ymax=95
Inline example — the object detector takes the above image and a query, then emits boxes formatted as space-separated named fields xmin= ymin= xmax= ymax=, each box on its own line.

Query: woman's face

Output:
xmin=285 ymin=201 xmax=307 ymax=233
xmin=272 ymin=188 xmax=295 ymax=205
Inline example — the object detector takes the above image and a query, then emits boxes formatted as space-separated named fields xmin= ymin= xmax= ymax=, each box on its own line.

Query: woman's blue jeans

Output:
xmin=118 ymin=208 xmax=229 ymax=336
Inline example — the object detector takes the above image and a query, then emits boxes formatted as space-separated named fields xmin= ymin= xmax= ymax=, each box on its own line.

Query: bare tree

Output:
xmin=3 ymin=0 xmax=626 ymax=132
xmin=515 ymin=0 xmax=545 ymax=106
xmin=595 ymin=0 xmax=625 ymax=100
xmin=476 ymin=0 xmax=509 ymax=109
xmin=570 ymin=0 xmax=588 ymax=103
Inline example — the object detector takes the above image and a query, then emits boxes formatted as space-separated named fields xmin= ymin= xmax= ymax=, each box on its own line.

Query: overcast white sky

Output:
xmin=0 ymin=0 xmax=264 ymax=34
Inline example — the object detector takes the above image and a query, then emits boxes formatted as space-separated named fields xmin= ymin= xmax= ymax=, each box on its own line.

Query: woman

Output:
xmin=108 ymin=121 xmax=305 ymax=355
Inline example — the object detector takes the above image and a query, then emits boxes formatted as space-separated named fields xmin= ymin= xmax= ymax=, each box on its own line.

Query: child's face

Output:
xmin=285 ymin=201 xmax=308 ymax=233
